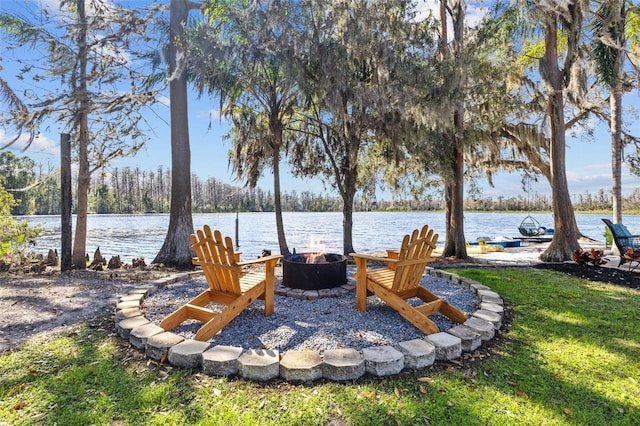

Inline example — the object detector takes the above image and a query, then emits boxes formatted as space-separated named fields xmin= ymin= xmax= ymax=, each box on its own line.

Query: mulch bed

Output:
xmin=432 ymin=255 xmax=639 ymax=291
xmin=532 ymin=262 xmax=639 ymax=291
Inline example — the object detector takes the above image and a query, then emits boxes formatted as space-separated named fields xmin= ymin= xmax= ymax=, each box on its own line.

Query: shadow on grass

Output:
xmin=0 ymin=315 xmax=202 ymax=424
xmin=447 ymin=267 xmax=640 ymax=424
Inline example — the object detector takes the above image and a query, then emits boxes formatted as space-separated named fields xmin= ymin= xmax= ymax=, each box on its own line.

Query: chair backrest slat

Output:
xmin=392 ymin=225 xmax=438 ymax=292
xmin=191 ymin=225 xmax=242 ymax=294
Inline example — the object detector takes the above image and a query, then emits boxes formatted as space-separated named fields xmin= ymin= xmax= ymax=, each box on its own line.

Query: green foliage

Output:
xmin=590 ymin=1 xmax=624 ymax=88
xmin=604 ymin=224 xmax=614 ymax=249
xmin=0 ymin=185 xmax=40 ymax=257
xmin=628 ymin=6 xmax=640 ymax=50
xmin=0 ymin=151 xmax=37 ymax=215
xmin=0 ymin=185 xmax=16 ymax=216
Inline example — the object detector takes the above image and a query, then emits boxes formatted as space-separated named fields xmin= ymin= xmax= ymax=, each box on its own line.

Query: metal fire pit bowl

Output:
xmin=282 ymin=253 xmax=347 ymax=290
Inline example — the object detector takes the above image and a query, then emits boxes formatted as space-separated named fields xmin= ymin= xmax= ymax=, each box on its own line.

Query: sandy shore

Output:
xmin=457 ymin=237 xmax=634 ymax=272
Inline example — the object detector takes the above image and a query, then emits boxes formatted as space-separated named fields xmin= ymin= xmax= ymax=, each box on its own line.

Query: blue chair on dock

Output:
xmin=602 ymin=219 xmax=640 ymax=271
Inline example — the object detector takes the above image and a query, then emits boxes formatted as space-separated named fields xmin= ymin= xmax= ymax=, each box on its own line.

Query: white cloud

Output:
xmin=194 ymin=108 xmax=227 ymax=121
xmin=414 ymin=0 xmax=438 ymax=22
xmin=0 ymin=129 xmax=58 ymax=157
xmin=414 ymin=0 xmax=490 ymax=28
xmin=208 ymin=109 xmax=222 ymax=120
xmin=466 ymin=3 xmax=490 ymax=27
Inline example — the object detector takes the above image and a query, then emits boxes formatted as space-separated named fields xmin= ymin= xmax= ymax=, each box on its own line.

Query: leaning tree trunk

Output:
xmin=153 ymin=0 xmax=196 ymax=268
xmin=540 ymin=15 xmax=580 ymax=262
xmin=72 ymin=0 xmax=90 ymax=269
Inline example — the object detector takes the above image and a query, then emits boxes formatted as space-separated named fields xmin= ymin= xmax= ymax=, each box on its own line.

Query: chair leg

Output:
xmin=369 ymin=282 xmax=439 ymax=335
xmin=160 ymin=289 xmax=212 ymax=332
xmin=354 ymin=258 xmax=369 ymax=311
xmin=415 ymin=287 xmax=467 ymax=324
xmin=263 ymin=259 xmax=277 ymax=316
xmin=194 ymin=284 xmax=265 ymax=341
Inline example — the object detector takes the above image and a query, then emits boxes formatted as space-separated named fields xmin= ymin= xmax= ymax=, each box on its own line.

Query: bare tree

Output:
xmin=1 ymin=0 xmax=159 ymax=268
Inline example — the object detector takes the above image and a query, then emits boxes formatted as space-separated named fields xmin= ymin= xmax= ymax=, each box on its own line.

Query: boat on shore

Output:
xmin=468 ymin=237 xmax=521 ymax=248
xmin=434 ymin=244 xmax=505 ymax=255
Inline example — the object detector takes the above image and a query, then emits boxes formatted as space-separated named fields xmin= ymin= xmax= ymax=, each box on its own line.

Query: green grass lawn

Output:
xmin=1 ymin=268 xmax=638 ymax=425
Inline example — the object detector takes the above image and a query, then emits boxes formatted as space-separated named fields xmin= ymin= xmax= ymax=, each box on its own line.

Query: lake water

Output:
xmin=23 ymin=211 xmax=640 ymax=262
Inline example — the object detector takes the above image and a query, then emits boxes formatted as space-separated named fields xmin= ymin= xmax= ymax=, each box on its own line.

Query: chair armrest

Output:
xmin=237 ymin=254 xmax=283 ymax=267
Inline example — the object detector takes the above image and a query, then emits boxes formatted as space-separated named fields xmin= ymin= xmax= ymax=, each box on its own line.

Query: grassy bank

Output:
xmin=1 ymin=268 xmax=638 ymax=425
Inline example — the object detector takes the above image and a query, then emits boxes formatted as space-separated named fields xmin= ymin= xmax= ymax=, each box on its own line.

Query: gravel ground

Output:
xmin=5 ymin=239 xmax=635 ymax=355
xmin=143 ymin=270 xmax=479 ymax=353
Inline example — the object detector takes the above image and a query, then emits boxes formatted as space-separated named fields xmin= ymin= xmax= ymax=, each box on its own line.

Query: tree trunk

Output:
xmin=442 ymin=139 xmax=467 ymax=258
xmin=272 ymin=148 xmax=290 ymax=256
xmin=540 ymin=15 xmax=580 ymax=262
xmin=153 ymin=0 xmax=195 ymax=268
xmin=72 ymin=0 xmax=90 ymax=269
xmin=611 ymin=89 xmax=623 ymax=223
xmin=606 ymin=0 xmax=626 ymax=224
xmin=441 ymin=0 xmax=467 ymax=259
xmin=342 ymin=138 xmax=358 ymax=255
xmin=342 ymin=178 xmax=356 ymax=255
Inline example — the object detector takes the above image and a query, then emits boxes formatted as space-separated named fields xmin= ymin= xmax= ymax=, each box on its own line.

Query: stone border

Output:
xmin=114 ymin=268 xmax=504 ymax=382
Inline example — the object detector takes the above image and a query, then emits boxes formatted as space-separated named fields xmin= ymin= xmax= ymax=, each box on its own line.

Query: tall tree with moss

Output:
xmin=438 ymin=0 xmax=468 ymax=259
xmin=293 ymin=0 xmax=431 ymax=254
xmin=191 ymin=0 xmax=302 ymax=256
xmin=533 ymin=1 xmax=586 ymax=261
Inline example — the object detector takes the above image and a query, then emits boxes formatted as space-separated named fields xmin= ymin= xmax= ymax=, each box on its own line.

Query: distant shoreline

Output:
xmin=13 ymin=209 xmax=640 ymax=216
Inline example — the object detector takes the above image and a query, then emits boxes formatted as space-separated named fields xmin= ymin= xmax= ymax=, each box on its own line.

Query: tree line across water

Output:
xmin=4 ymin=152 xmax=640 ymax=216
xmin=2 ymin=1 xmax=640 ymax=266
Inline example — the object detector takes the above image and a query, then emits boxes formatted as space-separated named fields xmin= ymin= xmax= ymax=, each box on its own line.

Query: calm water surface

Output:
xmin=24 ymin=212 xmax=640 ymax=262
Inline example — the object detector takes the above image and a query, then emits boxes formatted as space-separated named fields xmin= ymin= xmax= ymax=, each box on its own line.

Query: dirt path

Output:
xmin=0 ymin=269 xmax=169 ymax=353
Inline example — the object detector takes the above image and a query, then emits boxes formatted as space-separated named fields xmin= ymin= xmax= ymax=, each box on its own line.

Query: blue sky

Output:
xmin=1 ymin=0 xmax=639 ymax=202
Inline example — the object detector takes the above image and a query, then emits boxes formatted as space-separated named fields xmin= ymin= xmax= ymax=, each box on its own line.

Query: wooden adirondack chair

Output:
xmin=351 ymin=225 xmax=467 ymax=335
xmin=160 ymin=225 xmax=282 ymax=341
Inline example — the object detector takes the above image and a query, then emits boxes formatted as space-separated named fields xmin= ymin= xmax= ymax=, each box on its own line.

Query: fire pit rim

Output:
xmin=281 ymin=252 xmax=347 ymax=290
